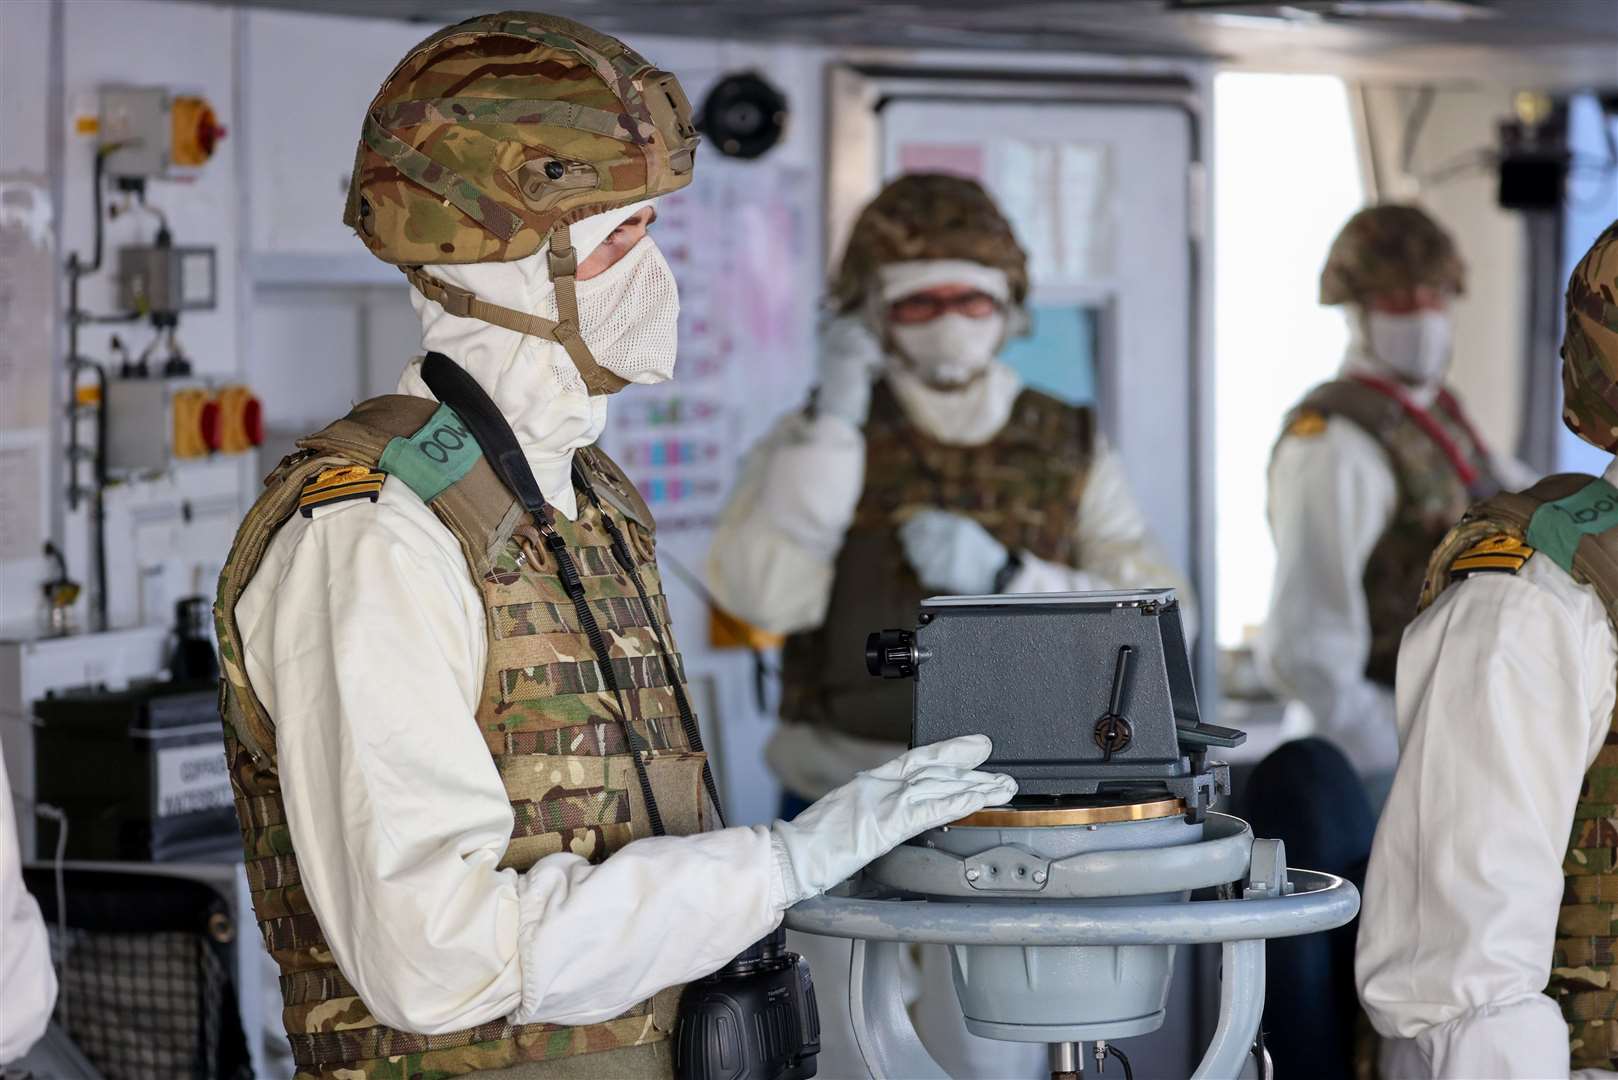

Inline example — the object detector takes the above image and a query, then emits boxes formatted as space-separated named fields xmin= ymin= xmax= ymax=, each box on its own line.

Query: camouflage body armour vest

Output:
xmin=1277 ymin=377 xmax=1496 ymax=686
xmin=1421 ymin=473 xmax=1618 ymax=1070
xmin=779 ymin=380 xmax=1093 ymax=744
xmin=215 ymin=396 xmax=710 ymax=1079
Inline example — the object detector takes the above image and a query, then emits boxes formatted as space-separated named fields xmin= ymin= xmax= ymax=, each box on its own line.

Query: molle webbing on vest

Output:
xmin=1419 ymin=474 xmax=1618 ymax=1071
xmin=1281 ymin=378 xmax=1495 ymax=687
xmin=215 ymin=394 xmax=706 ymax=1079
xmin=779 ymin=381 xmax=1094 ymax=745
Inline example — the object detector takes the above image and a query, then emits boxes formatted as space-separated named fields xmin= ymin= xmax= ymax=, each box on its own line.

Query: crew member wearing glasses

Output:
xmin=706 ymin=172 xmax=1191 ymax=1080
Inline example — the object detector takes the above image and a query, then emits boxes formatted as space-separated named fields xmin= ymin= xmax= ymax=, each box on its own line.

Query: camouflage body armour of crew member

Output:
xmin=1271 ymin=203 xmax=1497 ymax=686
xmin=778 ymin=175 xmax=1094 ymax=743
xmin=218 ymin=401 xmax=710 ymax=1080
xmin=215 ymin=11 xmax=709 ymax=1079
xmin=1419 ymin=221 xmax=1618 ymax=1070
xmin=1274 ymin=380 xmax=1497 ymax=685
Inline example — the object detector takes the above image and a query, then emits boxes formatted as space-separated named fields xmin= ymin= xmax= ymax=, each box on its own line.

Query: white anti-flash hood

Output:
xmin=400 ymin=200 xmax=655 ymax=520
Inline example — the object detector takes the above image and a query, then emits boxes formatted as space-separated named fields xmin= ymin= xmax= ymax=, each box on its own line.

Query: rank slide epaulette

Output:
xmin=299 ymin=465 xmax=385 ymax=517
xmin=1285 ymin=409 xmax=1327 ymax=438
xmin=1450 ymin=534 xmax=1534 ymax=578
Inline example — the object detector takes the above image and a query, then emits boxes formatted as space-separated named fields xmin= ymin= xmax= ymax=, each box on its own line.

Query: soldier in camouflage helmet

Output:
xmin=1318 ymin=203 xmax=1467 ymax=308
xmin=215 ymin=17 xmax=1015 ymax=1079
xmin=1562 ymin=221 xmax=1618 ymax=450
xmin=1250 ymin=205 xmax=1537 ymax=1078
xmin=1258 ymin=204 xmax=1533 ymax=785
xmin=707 ymin=173 xmax=1192 ymax=1077
xmin=1357 ymin=223 xmax=1618 ymax=1078
xmin=828 ymin=173 xmax=1032 ymax=317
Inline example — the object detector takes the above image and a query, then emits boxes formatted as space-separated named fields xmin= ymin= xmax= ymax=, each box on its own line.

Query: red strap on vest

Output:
xmin=1349 ymin=373 xmax=1482 ymax=488
xmin=1434 ymin=386 xmax=1490 ymax=463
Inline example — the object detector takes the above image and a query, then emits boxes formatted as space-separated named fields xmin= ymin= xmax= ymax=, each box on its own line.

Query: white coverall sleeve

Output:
xmin=1005 ymin=436 xmax=1199 ymax=627
xmin=1256 ymin=418 xmax=1401 ymax=775
xmin=0 ymin=761 xmax=57 ymax=1063
xmin=706 ymin=411 xmax=865 ymax=634
xmin=1356 ymin=556 xmax=1618 ymax=1079
xmin=240 ymin=481 xmax=781 ymax=1036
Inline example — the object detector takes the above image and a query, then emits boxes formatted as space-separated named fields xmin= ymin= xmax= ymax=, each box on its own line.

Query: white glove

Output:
xmin=899 ymin=509 xmax=1010 ymax=595
xmin=814 ymin=314 xmax=886 ymax=426
xmin=770 ymin=734 xmax=1016 ymax=906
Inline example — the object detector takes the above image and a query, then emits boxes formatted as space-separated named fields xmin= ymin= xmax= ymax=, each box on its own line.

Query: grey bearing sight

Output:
xmin=788 ymin=590 xmax=1359 ymax=1080
xmin=865 ymin=589 xmax=1247 ymax=819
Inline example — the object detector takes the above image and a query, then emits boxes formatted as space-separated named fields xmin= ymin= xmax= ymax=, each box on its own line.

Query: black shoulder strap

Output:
xmin=421 ymin=352 xmax=553 ymax=526
xmin=420 ymin=352 xmax=670 ymax=836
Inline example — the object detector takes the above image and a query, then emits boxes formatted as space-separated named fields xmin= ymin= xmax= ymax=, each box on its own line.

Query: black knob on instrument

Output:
xmin=865 ymin=628 xmax=919 ymax=680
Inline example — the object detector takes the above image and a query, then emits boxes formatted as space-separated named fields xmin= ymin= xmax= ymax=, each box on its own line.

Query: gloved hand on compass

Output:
xmin=771 ymin=734 xmax=1017 ymax=906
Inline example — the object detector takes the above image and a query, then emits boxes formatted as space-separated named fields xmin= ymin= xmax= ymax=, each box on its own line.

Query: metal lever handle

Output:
xmin=1093 ymin=646 xmax=1134 ymax=761
xmin=1107 ymin=646 xmax=1132 ymax=716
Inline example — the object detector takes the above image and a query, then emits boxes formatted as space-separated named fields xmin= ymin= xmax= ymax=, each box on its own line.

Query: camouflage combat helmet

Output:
xmin=831 ymin=174 xmax=1029 ymax=314
xmin=1319 ymin=204 xmax=1466 ymax=307
xmin=343 ymin=10 xmax=699 ymax=394
xmin=1561 ymin=220 xmax=1618 ymax=451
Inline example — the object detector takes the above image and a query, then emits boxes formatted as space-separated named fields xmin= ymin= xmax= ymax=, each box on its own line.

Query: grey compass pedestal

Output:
xmin=784 ymin=812 xmax=1359 ymax=1080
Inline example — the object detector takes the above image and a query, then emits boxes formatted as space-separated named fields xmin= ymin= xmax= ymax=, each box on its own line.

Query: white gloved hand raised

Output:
xmin=814 ymin=314 xmax=887 ymax=427
xmin=899 ymin=509 xmax=1011 ymax=595
xmin=770 ymin=734 xmax=1016 ymax=907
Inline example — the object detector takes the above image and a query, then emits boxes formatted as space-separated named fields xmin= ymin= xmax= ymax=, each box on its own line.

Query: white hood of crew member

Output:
xmin=875 ymin=259 xmax=1021 ymax=446
xmin=401 ymin=199 xmax=667 ymax=520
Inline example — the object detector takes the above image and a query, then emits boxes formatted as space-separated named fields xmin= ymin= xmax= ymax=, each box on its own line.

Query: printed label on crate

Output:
xmin=154 ymin=742 xmax=233 ymax=817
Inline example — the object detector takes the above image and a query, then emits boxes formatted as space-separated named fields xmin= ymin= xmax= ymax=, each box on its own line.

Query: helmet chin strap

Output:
xmin=401 ymin=221 xmax=631 ymax=396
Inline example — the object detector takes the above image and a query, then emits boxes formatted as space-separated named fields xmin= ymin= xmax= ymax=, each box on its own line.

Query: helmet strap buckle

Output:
xmin=548 ymin=246 xmax=579 ymax=280
xmin=404 ymin=267 xmax=475 ymax=320
xmin=548 ymin=222 xmax=579 ymax=280
xmin=435 ymin=285 xmax=475 ymax=320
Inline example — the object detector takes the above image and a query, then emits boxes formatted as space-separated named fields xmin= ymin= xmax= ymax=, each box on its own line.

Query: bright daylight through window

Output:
xmin=1214 ymin=72 xmax=1366 ymax=647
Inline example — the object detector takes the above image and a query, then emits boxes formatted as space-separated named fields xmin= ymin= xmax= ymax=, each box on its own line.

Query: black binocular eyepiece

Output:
xmin=675 ymin=927 xmax=819 ymax=1080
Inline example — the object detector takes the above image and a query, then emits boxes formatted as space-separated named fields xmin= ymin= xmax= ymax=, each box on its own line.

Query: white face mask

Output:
xmin=889 ymin=312 xmax=1007 ymax=389
xmin=568 ymin=234 xmax=680 ymax=390
xmin=1364 ymin=309 xmax=1452 ymax=386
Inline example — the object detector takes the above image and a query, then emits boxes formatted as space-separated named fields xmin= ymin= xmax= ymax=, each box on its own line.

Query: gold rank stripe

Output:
xmin=298 ymin=477 xmax=384 ymax=515
xmin=1285 ymin=410 xmax=1327 ymax=438
xmin=1451 ymin=534 xmax=1535 ymax=576
xmin=1451 ymin=553 xmax=1530 ymax=572
xmin=304 ymin=465 xmax=383 ymax=494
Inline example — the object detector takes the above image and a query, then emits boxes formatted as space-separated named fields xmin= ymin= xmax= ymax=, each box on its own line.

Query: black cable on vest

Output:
xmin=420 ymin=352 xmax=666 ymax=837
xmin=573 ymin=463 xmax=727 ymax=827
xmin=541 ymin=529 xmax=666 ymax=838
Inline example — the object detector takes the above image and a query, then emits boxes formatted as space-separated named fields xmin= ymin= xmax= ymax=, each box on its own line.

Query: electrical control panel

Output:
xmin=117 ymin=243 xmax=217 ymax=316
xmin=104 ymin=378 xmax=263 ymax=474
xmin=97 ymin=85 xmax=226 ymax=179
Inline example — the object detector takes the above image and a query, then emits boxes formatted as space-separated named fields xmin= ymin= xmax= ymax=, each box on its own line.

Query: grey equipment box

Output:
xmin=104 ymin=375 xmax=201 ymax=472
xmin=117 ymin=243 xmax=217 ymax=316
xmin=867 ymin=589 xmax=1244 ymax=818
